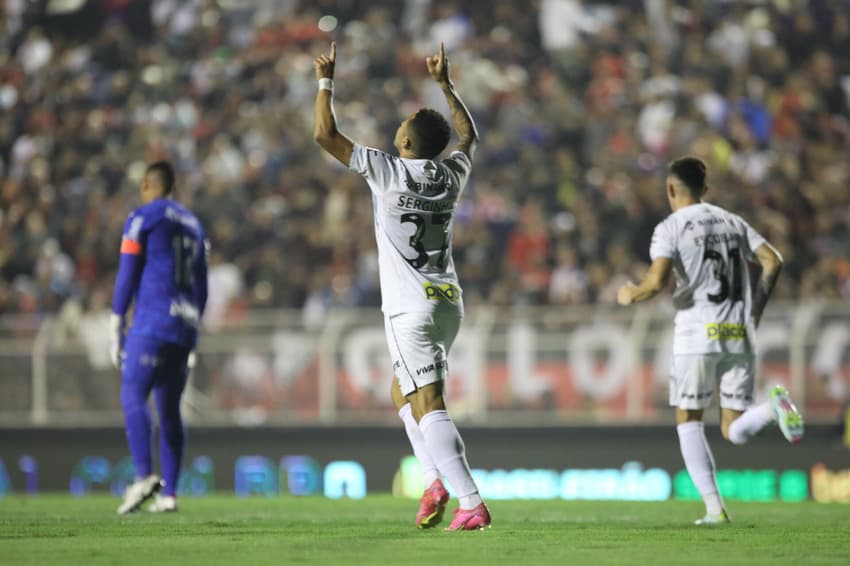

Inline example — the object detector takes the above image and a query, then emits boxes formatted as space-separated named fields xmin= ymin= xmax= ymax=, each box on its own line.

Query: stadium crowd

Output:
xmin=2 ymin=0 xmax=849 ymax=330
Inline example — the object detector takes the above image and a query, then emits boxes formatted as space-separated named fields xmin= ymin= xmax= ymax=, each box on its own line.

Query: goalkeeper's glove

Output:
xmin=109 ymin=314 xmax=125 ymax=369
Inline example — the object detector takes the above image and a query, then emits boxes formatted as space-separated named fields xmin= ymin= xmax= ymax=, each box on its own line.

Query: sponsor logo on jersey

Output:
xmin=698 ymin=216 xmax=726 ymax=226
xmin=705 ymin=323 xmax=747 ymax=340
xmin=422 ymin=282 xmax=460 ymax=303
xmin=169 ymin=299 xmax=200 ymax=327
xmin=404 ymin=167 xmax=444 ymax=196
xmin=415 ymin=359 xmax=446 ymax=376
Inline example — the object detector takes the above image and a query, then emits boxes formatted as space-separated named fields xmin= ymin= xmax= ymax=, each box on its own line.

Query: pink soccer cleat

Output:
xmin=416 ymin=479 xmax=450 ymax=529
xmin=444 ymin=503 xmax=492 ymax=531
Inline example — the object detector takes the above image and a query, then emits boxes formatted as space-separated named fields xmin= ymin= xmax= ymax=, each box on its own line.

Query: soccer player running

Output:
xmin=617 ymin=157 xmax=804 ymax=524
xmin=313 ymin=42 xmax=490 ymax=530
xmin=111 ymin=161 xmax=208 ymax=514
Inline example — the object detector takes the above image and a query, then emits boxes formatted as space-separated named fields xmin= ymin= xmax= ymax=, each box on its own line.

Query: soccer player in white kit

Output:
xmin=313 ymin=42 xmax=490 ymax=530
xmin=617 ymin=157 xmax=804 ymax=524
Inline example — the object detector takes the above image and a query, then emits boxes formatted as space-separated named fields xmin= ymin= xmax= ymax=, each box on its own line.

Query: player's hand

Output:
xmin=426 ymin=42 xmax=450 ymax=86
xmin=617 ymin=281 xmax=637 ymax=306
xmin=314 ymin=42 xmax=336 ymax=80
xmin=109 ymin=341 xmax=124 ymax=369
xmin=108 ymin=314 xmax=125 ymax=369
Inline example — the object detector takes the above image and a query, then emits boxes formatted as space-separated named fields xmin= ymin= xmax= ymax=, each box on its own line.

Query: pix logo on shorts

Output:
xmin=422 ymin=282 xmax=460 ymax=302
xmin=705 ymin=323 xmax=746 ymax=340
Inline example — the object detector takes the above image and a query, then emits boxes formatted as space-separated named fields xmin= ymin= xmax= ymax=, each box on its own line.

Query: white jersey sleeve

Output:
xmin=649 ymin=217 xmax=677 ymax=260
xmin=441 ymin=151 xmax=473 ymax=190
xmin=348 ymin=144 xmax=399 ymax=195
xmin=737 ymin=216 xmax=767 ymax=258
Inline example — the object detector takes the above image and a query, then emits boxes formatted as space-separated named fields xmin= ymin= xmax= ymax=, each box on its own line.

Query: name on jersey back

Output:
xmin=165 ymin=206 xmax=201 ymax=232
xmin=397 ymin=195 xmax=454 ymax=213
xmin=692 ymin=232 xmax=741 ymax=248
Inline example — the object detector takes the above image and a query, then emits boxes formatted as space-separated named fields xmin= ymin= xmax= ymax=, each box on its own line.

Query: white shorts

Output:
xmin=669 ymin=353 xmax=755 ymax=411
xmin=384 ymin=311 xmax=461 ymax=396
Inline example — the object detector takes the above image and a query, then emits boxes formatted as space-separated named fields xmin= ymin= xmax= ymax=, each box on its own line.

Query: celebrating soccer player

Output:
xmin=617 ymin=157 xmax=804 ymax=524
xmin=313 ymin=42 xmax=490 ymax=530
xmin=111 ymin=161 xmax=208 ymax=514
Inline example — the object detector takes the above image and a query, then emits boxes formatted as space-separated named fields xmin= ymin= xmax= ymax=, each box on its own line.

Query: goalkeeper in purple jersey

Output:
xmin=110 ymin=161 xmax=208 ymax=514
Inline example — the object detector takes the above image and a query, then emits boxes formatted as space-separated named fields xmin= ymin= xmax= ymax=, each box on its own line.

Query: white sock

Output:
xmin=727 ymin=403 xmax=774 ymax=445
xmin=419 ymin=410 xmax=482 ymax=509
xmin=677 ymin=421 xmax=724 ymax=516
xmin=398 ymin=404 xmax=440 ymax=486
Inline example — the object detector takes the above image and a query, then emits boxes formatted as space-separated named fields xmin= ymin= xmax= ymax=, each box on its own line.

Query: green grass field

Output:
xmin=1 ymin=495 xmax=848 ymax=565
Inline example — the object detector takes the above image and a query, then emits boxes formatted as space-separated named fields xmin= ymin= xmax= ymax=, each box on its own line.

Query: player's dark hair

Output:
xmin=668 ymin=156 xmax=707 ymax=195
xmin=146 ymin=161 xmax=176 ymax=195
xmin=408 ymin=108 xmax=451 ymax=159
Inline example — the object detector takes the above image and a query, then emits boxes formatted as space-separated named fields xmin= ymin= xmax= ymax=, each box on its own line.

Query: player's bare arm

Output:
xmin=751 ymin=242 xmax=783 ymax=327
xmin=313 ymin=42 xmax=354 ymax=166
xmin=427 ymin=43 xmax=479 ymax=159
xmin=617 ymin=257 xmax=673 ymax=306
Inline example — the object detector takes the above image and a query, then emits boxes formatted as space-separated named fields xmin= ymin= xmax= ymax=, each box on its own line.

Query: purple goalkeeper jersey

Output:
xmin=112 ymin=198 xmax=208 ymax=348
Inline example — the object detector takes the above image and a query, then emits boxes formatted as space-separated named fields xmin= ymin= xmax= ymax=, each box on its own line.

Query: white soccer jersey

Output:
xmin=650 ymin=202 xmax=767 ymax=355
xmin=349 ymin=143 xmax=471 ymax=316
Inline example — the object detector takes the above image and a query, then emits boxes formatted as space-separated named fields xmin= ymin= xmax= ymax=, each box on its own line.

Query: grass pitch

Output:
xmin=1 ymin=495 xmax=848 ymax=565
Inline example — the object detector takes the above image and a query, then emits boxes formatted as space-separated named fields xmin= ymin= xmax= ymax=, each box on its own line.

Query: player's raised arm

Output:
xmin=313 ymin=42 xmax=354 ymax=166
xmin=751 ymin=242 xmax=783 ymax=327
xmin=427 ymin=43 xmax=479 ymax=159
xmin=617 ymin=257 xmax=673 ymax=306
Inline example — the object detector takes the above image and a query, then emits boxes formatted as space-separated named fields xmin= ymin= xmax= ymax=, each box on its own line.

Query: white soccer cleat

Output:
xmin=694 ymin=509 xmax=731 ymax=525
xmin=769 ymin=385 xmax=804 ymax=444
xmin=117 ymin=474 xmax=162 ymax=515
xmin=147 ymin=494 xmax=178 ymax=513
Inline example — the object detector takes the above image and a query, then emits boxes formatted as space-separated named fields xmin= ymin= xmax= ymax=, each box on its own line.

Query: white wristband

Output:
xmin=318 ymin=78 xmax=334 ymax=92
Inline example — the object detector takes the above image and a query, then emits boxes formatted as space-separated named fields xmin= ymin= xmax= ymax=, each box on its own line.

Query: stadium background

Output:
xmin=0 ymin=0 xmax=848 ymax=502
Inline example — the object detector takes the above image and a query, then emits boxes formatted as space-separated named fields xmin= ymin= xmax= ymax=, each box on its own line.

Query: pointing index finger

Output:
xmin=330 ymin=41 xmax=336 ymax=61
xmin=439 ymin=42 xmax=445 ymax=61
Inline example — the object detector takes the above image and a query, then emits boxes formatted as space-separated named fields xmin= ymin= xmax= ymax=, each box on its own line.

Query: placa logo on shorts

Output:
xmin=706 ymin=323 xmax=747 ymax=340
xmin=422 ymin=282 xmax=460 ymax=303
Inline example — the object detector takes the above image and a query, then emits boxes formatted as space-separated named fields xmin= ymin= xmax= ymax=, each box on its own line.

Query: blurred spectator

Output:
xmin=17 ymin=27 xmax=52 ymax=75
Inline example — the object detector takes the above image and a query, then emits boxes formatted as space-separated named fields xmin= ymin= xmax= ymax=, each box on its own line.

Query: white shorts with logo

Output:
xmin=669 ymin=353 xmax=756 ymax=411
xmin=384 ymin=310 xmax=461 ymax=396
